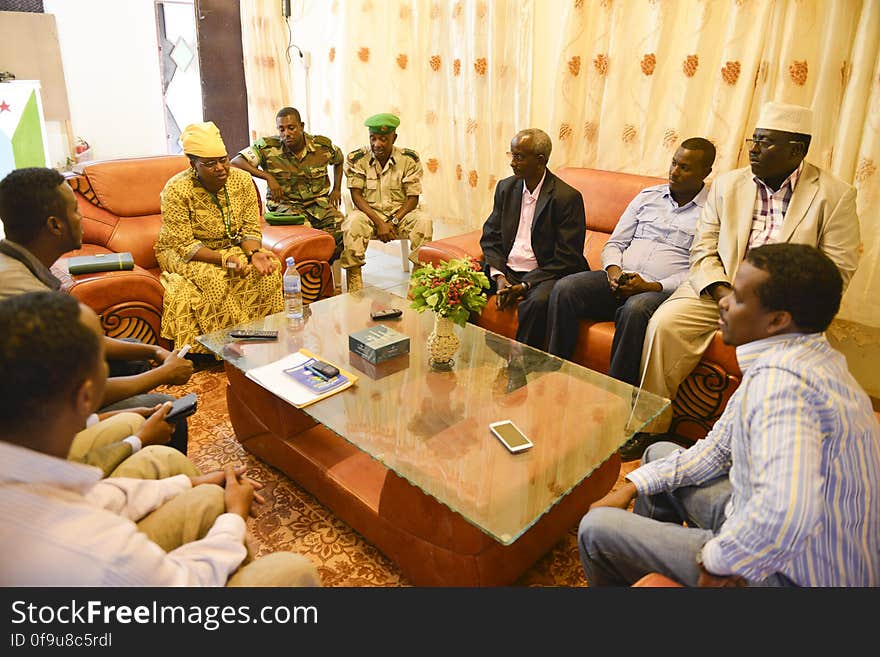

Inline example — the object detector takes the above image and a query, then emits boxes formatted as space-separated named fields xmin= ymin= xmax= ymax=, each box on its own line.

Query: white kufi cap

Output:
xmin=755 ymin=101 xmax=812 ymax=135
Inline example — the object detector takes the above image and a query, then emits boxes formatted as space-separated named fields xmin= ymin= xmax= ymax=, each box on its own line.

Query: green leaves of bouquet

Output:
xmin=409 ymin=257 xmax=490 ymax=327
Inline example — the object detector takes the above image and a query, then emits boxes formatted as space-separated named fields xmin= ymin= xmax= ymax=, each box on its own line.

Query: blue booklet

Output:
xmin=284 ymin=358 xmax=350 ymax=395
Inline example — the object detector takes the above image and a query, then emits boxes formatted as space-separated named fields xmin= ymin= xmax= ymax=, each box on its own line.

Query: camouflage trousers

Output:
xmin=339 ymin=208 xmax=433 ymax=269
xmin=303 ymin=207 xmax=344 ymax=263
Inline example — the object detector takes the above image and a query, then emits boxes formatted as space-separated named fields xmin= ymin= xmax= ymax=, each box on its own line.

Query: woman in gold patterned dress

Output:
xmin=155 ymin=121 xmax=282 ymax=353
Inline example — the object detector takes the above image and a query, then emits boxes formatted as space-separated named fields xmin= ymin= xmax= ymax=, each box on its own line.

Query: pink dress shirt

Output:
xmin=490 ymin=172 xmax=546 ymax=280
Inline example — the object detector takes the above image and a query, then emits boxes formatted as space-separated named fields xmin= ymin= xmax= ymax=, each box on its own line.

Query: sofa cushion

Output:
xmin=556 ymin=167 xmax=665 ymax=234
xmin=417 ymin=229 xmax=483 ymax=267
xmin=584 ymin=229 xmax=610 ymax=270
xmin=112 ymin=214 xmax=164 ymax=271
xmin=571 ymin=321 xmax=616 ymax=374
xmin=77 ymin=155 xmax=190 ymax=218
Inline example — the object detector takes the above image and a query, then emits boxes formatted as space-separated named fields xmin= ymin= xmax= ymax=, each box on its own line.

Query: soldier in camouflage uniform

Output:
xmin=231 ymin=106 xmax=344 ymax=261
xmin=340 ymin=113 xmax=433 ymax=292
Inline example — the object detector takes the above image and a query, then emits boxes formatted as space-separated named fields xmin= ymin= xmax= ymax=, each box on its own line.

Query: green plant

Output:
xmin=409 ymin=257 xmax=490 ymax=327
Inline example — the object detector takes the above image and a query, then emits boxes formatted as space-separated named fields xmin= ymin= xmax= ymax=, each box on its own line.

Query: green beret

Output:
xmin=364 ymin=113 xmax=400 ymax=134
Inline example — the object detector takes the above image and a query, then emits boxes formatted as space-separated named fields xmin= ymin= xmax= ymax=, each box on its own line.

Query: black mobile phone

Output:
xmin=229 ymin=329 xmax=279 ymax=340
xmin=165 ymin=393 xmax=197 ymax=423
xmin=307 ymin=360 xmax=340 ymax=380
xmin=370 ymin=308 xmax=403 ymax=320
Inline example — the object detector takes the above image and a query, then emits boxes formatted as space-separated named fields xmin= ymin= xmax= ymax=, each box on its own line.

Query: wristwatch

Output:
xmin=388 ymin=213 xmax=400 ymax=226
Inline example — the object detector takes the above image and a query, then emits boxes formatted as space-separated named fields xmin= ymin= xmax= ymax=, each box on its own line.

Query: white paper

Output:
xmin=245 ymin=352 xmax=316 ymax=408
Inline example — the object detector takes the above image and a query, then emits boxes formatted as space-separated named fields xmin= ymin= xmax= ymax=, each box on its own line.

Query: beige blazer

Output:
xmin=689 ymin=162 xmax=860 ymax=295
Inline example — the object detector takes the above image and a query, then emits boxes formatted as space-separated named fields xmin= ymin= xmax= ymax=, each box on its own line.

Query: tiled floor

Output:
xmin=351 ymin=239 xmax=412 ymax=298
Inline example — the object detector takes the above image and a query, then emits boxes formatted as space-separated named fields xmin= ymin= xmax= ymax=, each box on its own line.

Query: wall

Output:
xmin=43 ymin=0 xmax=167 ymax=161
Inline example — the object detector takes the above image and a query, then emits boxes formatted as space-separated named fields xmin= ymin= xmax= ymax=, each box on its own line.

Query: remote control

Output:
xmin=229 ymin=329 xmax=279 ymax=340
xmin=370 ymin=308 xmax=403 ymax=320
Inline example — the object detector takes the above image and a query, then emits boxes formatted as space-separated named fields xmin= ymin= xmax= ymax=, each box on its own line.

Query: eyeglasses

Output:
xmin=198 ymin=156 xmax=230 ymax=169
xmin=745 ymin=138 xmax=800 ymax=152
xmin=506 ymin=151 xmax=527 ymax=163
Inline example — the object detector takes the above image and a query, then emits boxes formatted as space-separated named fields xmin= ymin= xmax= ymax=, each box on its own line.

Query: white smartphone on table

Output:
xmin=489 ymin=420 xmax=533 ymax=453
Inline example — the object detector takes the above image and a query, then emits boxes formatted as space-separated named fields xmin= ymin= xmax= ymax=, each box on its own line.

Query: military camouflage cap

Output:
xmin=364 ymin=113 xmax=400 ymax=134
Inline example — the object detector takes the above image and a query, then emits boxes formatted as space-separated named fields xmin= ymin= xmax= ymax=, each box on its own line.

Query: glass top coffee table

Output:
xmin=199 ymin=287 xmax=669 ymax=546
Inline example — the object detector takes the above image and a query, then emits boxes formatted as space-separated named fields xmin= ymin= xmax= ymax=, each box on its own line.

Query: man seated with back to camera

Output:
xmin=578 ymin=244 xmax=880 ymax=587
xmin=0 ymin=167 xmax=193 ymax=453
xmin=0 ymin=291 xmax=322 ymax=586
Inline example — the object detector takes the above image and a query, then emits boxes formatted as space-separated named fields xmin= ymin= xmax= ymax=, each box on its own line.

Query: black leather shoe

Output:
xmin=619 ymin=432 xmax=663 ymax=462
xmin=619 ymin=432 xmax=695 ymax=462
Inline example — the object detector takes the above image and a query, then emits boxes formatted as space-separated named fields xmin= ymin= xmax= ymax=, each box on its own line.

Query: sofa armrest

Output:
xmin=261 ymin=223 xmax=335 ymax=263
xmin=53 ymin=258 xmax=166 ymax=347
xmin=671 ymin=339 xmax=741 ymax=444
xmin=261 ymin=223 xmax=336 ymax=302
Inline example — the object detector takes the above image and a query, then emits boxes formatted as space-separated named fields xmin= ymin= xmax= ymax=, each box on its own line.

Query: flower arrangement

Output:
xmin=409 ymin=257 xmax=490 ymax=327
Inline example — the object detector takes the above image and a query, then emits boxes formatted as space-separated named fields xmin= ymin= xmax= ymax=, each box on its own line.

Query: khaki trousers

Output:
xmin=68 ymin=412 xmax=198 ymax=479
xmin=339 ymin=208 xmax=432 ymax=269
xmin=137 ymin=484 xmax=321 ymax=587
xmin=68 ymin=413 xmax=145 ymax=461
xmin=75 ymin=417 xmax=320 ymax=586
xmin=639 ymin=282 xmax=721 ymax=433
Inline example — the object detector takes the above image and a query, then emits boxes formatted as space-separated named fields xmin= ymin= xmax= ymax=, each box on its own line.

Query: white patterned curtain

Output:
xmin=547 ymin=0 xmax=880 ymax=328
xmin=241 ymin=0 xmax=879 ymax=330
xmin=240 ymin=0 xmax=296 ymax=142
xmin=245 ymin=0 xmax=533 ymax=239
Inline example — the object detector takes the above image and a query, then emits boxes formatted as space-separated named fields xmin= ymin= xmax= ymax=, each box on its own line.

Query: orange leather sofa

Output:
xmin=417 ymin=167 xmax=742 ymax=442
xmin=53 ymin=155 xmax=336 ymax=347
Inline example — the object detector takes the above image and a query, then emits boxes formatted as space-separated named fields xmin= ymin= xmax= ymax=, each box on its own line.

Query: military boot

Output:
xmin=346 ymin=266 xmax=363 ymax=293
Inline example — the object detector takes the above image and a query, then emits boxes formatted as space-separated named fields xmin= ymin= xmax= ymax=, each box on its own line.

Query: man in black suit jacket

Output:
xmin=480 ymin=129 xmax=588 ymax=348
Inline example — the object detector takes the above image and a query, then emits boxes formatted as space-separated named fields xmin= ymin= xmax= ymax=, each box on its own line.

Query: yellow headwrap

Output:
xmin=180 ymin=121 xmax=227 ymax=158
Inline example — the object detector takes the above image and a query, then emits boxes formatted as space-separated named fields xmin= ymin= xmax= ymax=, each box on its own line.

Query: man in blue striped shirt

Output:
xmin=578 ymin=243 xmax=880 ymax=586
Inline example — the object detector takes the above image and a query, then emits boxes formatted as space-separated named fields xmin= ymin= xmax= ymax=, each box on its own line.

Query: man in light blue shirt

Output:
xmin=578 ymin=244 xmax=880 ymax=587
xmin=546 ymin=138 xmax=715 ymax=386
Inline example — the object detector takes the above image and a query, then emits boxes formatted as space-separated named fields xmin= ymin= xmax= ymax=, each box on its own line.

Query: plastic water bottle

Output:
xmin=283 ymin=256 xmax=303 ymax=319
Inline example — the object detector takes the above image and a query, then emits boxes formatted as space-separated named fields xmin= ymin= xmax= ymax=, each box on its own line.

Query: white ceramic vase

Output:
xmin=427 ymin=315 xmax=459 ymax=368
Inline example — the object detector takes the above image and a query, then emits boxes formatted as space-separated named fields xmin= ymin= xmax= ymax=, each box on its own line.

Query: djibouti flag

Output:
xmin=0 ymin=81 xmax=51 ymax=179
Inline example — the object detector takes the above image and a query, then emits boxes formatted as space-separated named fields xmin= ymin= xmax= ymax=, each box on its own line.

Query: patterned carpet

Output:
xmin=167 ymin=361 xmax=638 ymax=587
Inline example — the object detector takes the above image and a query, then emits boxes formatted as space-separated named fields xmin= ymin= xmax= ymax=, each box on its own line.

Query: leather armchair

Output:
xmin=53 ymin=155 xmax=336 ymax=347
